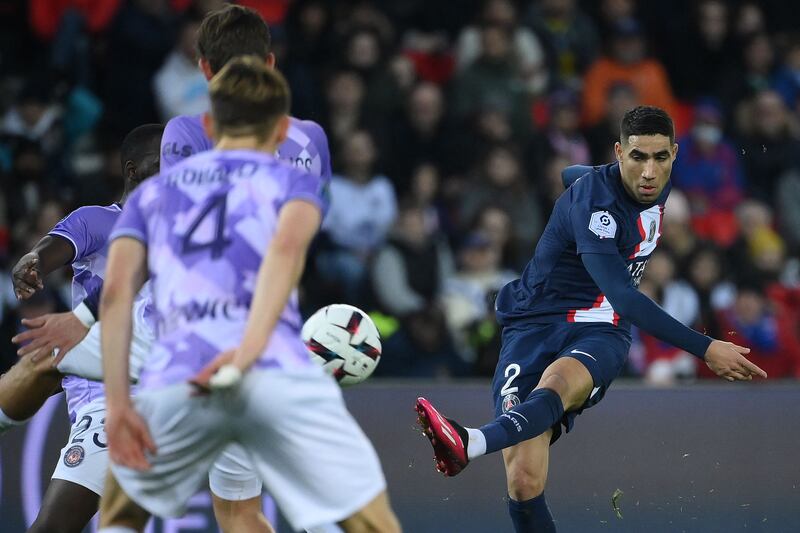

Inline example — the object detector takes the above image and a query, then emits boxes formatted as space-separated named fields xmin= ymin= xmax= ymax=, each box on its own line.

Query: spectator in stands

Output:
xmin=672 ymin=100 xmax=744 ymax=247
xmin=460 ymin=144 xmax=543 ymax=261
xmin=321 ymin=69 xmax=367 ymax=148
xmin=370 ymin=201 xmax=453 ymax=320
xmin=586 ymin=81 xmax=639 ymax=162
xmin=718 ymin=32 xmax=776 ymax=122
xmin=441 ymin=232 xmax=516 ymax=370
xmin=703 ymin=279 xmax=800 ymax=379
xmin=103 ymin=0 xmax=176 ymax=136
xmin=594 ymin=0 xmax=637 ymax=42
xmin=539 ymin=154 xmax=572 ymax=212
xmin=456 ymin=0 xmax=547 ymax=95
xmin=727 ymin=199 xmax=775 ymax=280
xmin=30 ymin=0 xmax=120 ymax=42
xmin=371 ymin=206 xmax=462 ymax=379
xmin=582 ymin=18 xmax=676 ymax=127
xmin=153 ymin=12 xmax=208 ymax=120
xmin=738 ymin=90 xmax=800 ymax=203
xmin=524 ymin=0 xmax=599 ymax=89
xmin=772 ymin=38 xmax=800 ymax=110
xmin=734 ymin=1 xmax=766 ymax=39
xmin=282 ymin=0 xmax=334 ymax=120
xmin=341 ymin=26 xmax=403 ymax=126
xmin=541 ymin=88 xmax=591 ymax=165
xmin=637 ymin=250 xmax=700 ymax=385
xmin=471 ymin=204 xmax=519 ymax=271
xmin=318 ymin=130 xmax=397 ymax=302
xmin=407 ymin=163 xmax=444 ymax=235
xmin=777 ymin=168 xmax=800 ymax=252
xmin=386 ymin=82 xmax=458 ymax=192
xmin=660 ymin=189 xmax=703 ymax=276
xmin=669 ymin=0 xmax=735 ymax=101
xmin=452 ymin=24 xmax=532 ymax=139
xmin=686 ymin=245 xmax=735 ymax=339
xmin=1 ymin=77 xmax=63 ymax=158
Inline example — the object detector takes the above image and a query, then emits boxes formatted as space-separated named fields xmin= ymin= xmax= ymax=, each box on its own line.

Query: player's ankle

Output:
xmin=466 ymin=427 xmax=487 ymax=459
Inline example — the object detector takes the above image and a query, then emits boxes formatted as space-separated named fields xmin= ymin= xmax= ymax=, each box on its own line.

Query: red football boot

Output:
xmin=415 ymin=397 xmax=469 ymax=476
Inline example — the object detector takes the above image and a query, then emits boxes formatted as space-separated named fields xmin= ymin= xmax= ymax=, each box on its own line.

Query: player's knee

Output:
xmin=506 ymin=463 xmax=547 ymax=501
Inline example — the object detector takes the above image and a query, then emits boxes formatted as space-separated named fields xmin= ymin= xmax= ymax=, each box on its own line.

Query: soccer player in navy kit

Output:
xmin=415 ymin=106 xmax=767 ymax=532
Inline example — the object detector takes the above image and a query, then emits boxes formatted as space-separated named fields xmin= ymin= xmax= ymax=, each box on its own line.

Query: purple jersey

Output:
xmin=110 ymin=149 xmax=327 ymax=389
xmin=49 ymin=205 xmax=153 ymax=420
xmin=161 ymin=114 xmax=332 ymax=184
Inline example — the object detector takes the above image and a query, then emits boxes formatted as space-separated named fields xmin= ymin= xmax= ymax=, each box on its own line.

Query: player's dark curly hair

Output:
xmin=197 ymin=5 xmax=271 ymax=74
xmin=620 ymin=106 xmax=674 ymax=144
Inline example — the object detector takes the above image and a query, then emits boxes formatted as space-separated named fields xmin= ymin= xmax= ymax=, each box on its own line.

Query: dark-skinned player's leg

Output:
xmin=0 ymin=353 xmax=62 ymax=430
xmin=27 ymin=479 xmax=99 ymax=533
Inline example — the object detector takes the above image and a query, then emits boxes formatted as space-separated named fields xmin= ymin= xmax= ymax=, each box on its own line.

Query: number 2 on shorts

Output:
xmin=500 ymin=363 xmax=521 ymax=396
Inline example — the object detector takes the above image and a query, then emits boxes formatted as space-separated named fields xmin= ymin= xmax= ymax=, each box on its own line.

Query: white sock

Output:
xmin=466 ymin=427 xmax=487 ymax=460
xmin=0 ymin=408 xmax=26 ymax=434
xmin=98 ymin=527 xmax=138 ymax=533
xmin=306 ymin=525 xmax=344 ymax=533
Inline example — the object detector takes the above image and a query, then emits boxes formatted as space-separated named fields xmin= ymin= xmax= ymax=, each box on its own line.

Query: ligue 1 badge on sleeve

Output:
xmin=63 ymin=445 xmax=85 ymax=467
xmin=589 ymin=211 xmax=617 ymax=239
xmin=502 ymin=393 xmax=520 ymax=413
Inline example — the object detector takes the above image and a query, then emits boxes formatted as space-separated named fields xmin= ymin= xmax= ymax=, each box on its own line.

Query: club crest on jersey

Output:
xmin=647 ymin=219 xmax=657 ymax=243
xmin=502 ymin=393 xmax=520 ymax=413
xmin=63 ymin=445 xmax=85 ymax=467
xmin=589 ymin=211 xmax=617 ymax=239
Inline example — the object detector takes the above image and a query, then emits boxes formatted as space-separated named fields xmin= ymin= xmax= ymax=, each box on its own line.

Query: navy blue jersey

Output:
xmin=495 ymin=162 xmax=670 ymax=330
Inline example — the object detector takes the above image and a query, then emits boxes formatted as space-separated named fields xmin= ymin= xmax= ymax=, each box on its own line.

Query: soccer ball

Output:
xmin=301 ymin=304 xmax=382 ymax=386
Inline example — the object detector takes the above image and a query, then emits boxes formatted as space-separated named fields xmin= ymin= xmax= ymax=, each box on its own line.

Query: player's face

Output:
xmin=615 ymin=134 xmax=678 ymax=203
xmin=133 ymin=148 xmax=161 ymax=184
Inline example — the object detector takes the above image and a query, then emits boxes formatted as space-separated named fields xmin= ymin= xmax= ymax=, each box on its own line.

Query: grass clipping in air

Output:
xmin=611 ymin=488 xmax=624 ymax=519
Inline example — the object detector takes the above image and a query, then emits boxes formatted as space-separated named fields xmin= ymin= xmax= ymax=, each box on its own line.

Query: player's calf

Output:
xmin=502 ymin=434 xmax=556 ymax=533
xmin=211 ymin=494 xmax=275 ymax=533
xmin=338 ymin=491 xmax=401 ymax=533
xmin=0 ymin=352 xmax=62 ymax=430
xmin=98 ymin=471 xmax=151 ymax=532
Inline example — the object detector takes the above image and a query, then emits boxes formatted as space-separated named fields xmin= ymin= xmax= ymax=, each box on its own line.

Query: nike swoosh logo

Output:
xmin=570 ymin=349 xmax=597 ymax=361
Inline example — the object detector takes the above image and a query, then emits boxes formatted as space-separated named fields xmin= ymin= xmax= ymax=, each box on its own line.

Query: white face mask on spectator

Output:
xmin=693 ymin=124 xmax=722 ymax=145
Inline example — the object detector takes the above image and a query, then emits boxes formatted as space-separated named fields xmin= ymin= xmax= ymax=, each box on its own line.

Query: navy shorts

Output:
xmin=491 ymin=322 xmax=631 ymax=444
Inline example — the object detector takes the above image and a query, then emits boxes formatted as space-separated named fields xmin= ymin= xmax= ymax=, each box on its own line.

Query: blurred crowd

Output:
xmin=0 ymin=0 xmax=799 ymax=383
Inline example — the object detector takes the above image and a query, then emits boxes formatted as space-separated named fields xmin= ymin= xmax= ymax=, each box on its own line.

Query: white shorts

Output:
xmin=57 ymin=312 xmax=154 ymax=382
xmin=112 ymin=369 xmax=386 ymax=531
xmin=53 ymin=313 xmax=261 ymax=502
xmin=51 ymin=399 xmax=108 ymax=496
xmin=208 ymin=444 xmax=263 ymax=501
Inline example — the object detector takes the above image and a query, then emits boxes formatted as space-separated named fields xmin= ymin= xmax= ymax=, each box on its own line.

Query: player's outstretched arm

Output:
xmin=581 ymin=252 xmax=767 ymax=381
xmin=231 ymin=200 xmax=321 ymax=373
xmin=12 ymin=311 xmax=89 ymax=364
xmin=100 ymin=236 xmax=155 ymax=470
xmin=11 ymin=235 xmax=73 ymax=300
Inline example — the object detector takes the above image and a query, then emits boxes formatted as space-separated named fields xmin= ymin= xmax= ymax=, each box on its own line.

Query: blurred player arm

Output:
xmin=100 ymin=237 xmax=147 ymax=406
xmin=11 ymin=235 xmax=74 ymax=299
xmin=100 ymin=237 xmax=155 ymax=469
xmin=233 ymin=200 xmax=322 ymax=372
xmin=581 ymin=253 xmax=766 ymax=380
